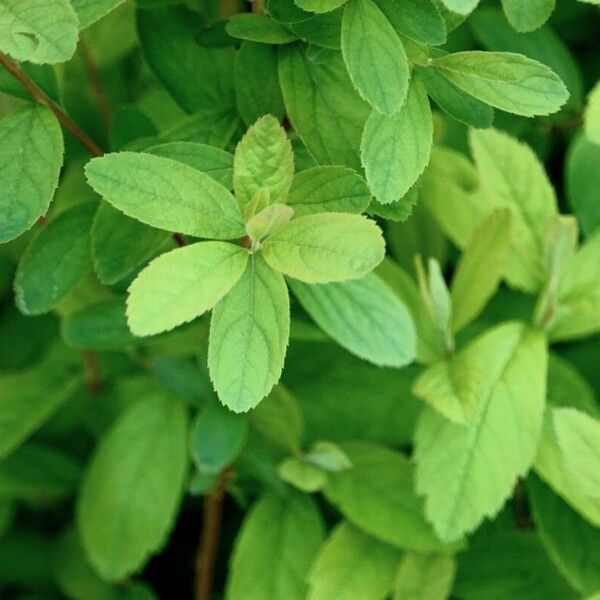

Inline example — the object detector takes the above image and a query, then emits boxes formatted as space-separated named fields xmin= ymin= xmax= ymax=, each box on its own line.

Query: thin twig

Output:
xmin=0 ymin=50 xmax=104 ymax=157
xmin=79 ymin=39 xmax=112 ymax=131
xmin=82 ymin=349 xmax=102 ymax=394
xmin=195 ymin=469 xmax=231 ymax=600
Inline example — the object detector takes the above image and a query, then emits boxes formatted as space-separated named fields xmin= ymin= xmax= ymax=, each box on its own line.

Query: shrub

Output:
xmin=0 ymin=0 xmax=598 ymax=598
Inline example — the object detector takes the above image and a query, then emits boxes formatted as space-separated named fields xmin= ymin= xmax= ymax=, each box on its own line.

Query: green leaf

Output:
xmin=535 ymin=410 xmax=600 ymax=527
xmin=290 ymin=9 xmax=343 ymax=49
xmin=528 ymin=474 xmax=600 ymax=597
xmin=289 ymin=273 xmax=416 ymax=367
xmin=246 ymin=203 xmax=294 ymax=246
xmin=0 ymin=0 xmax=79 ymax=63
xmin=147 ymin=142 xmax=234 ymax=189
xmin=430 ymin=51 xmax=569 ymax=116
xmin=373 ymin=0 xmax=446 ymax=46
xmin=450 ymin=209 xmax=512 ymax=332
xmin=469 ymin=127 xmax=558 ymax=293
xmin=235 ymin=42 xmax=285 ymax=127
xmin=308 ymin=522 xmax=401 ymax=600
xmin=439 ymin=0 xmax=479 ymax=15
xmin=393 ymin=553 xmax=456 ymax=600
xmin=278 ymin=457 xmax=328 ymax=492
xmin=501 ymin=0 xmax=555 ymax=33
xmin=341 ymin=0 xmax=409 ymax=115
xmin=15 ymin=203 xmax=95 ymax=316
xmin=226 ymin=14 xmax=297 ymax=44
xmin=233 ymin=115 xmax=294 ymax=208
xmin=361 ymin=75 xmax=433 ymax=204
xmin=585 ymin=81 xmax=600 ymax=145
xmin=0 ymin=443 xmax=80 ymax=501
xmin=262 ymin=213 xmax=385 ymax=283
xmin=553 ymin=408 xmax=600 ymax=500
xmin=278 ymin=44 xmax=370 ymax=170
xmin=85 ymin=152 xmax=245 ymax=239
xmin=269 ymin=0 xmax=313 ymax=23
xmin=566 ymin=133 xmax=600 ymax=237
xmin=324 ymin=442 xmax=451 ymax=551
xmin=91 ymin=203 xmax=170 ymax=286
xmin=306 ymin=441 xmax=352 ymax=472
xmin=62 ymin=299 xmax=140 ymax=350
xmin=209 ymin=255 xmax=290 ymax=413
xmin=414 ymin=323 xmax=547 ymax=542
xmin=0 ymin=345 xmax=80 ymax=460
xmin=0 ymin=106 xmax=63 ymax=243
xmin=295 ymin=0 xmax=347 ymax=13
xmin=127 ymin=242 xmax=248 ymax=336
xmin=250 ymin=385 xmax=304 ymax=453
xmin=287 ymin=166 xmax=371 ymax=216
xmin=137 ymin=6 xmax=235 ymax=114
xmin=78 ymin=389 xmax=188 ymax=581
xmin=548 ymin=228 xmax=600 ymax=340
xmin=226 ymin=492 xmax=324 ymax=600
xmin=417 ymin=65 xmax=494 ymax=129
xmin=71 ymin=0 xmax=126 ymax=29
xmin=190 ymin=401 xmax=248 ymax=475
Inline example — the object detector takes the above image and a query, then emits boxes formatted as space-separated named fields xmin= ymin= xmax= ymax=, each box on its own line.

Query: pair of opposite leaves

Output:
xmin=85 ymin=115 xmax=386 ymax=413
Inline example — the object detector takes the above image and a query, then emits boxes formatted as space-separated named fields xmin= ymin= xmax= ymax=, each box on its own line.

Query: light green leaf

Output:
xmin=414 ymin=323 xmax=547 ymax=542
xmin=501 ymin=0 xmax=555 ymax=33
xmin=233 ymin=115 xmax=294 ymax=208
xmin=287 ymin=166 xmax=371 ymax=216
xmin=431 ymin=51 xmax=569 ymax=116
xmin=262 ymin=213 xmax=385 ymax=283
xmin=246 ymin=203 xmax=294 ymax=246
xmin=146 ymin=142 xmax=234 ymax=189
xmin=91 ymin=203 xmax=170 ymax=286
xmin=15 ymin=203 xmax=95 ymax=315
xmin=417 ymin=65 xmax=494 ymax=129
xmin=288 ymin=273 xmax=416 ymax=367
xmin=308 ymin=522 xmax=400 ymax=600
xmin=190 ymin=401 xmax=248 ymax=475
xmin=324 ymin=442 xmax=451 ymax=552
xmin=278 ymin=457 xmax=328 ymax=492
xmin=362 ymin=76 xmax=432 ymax=204
xmin=0 ymin=345 xmax=80 ymax=460
xmin=373 ymin=0 xmax=446 ymax=46
xmin=78 ymin=389 xmax=188 ymax=581
xmin=439 ymin=0 xmax=479 ymax=15
xmin=306 ymin=441 xmax=352 ymax=472
xmin=548 ymin=228 xmax=600 ymax=341
xmin=278 ymin=43 xmax=370 ymax=170
xmin=0 ymin=106 xmax=63 ymax=243
xmin=71 ymin=0 xmax=125 ymax=29
xmin=566 ymin=133 xmax=600 ymax=237
xmin=295 ymin=0 xmax=347 ymax=13
xmin=585 ymin=81 xmax=600 ymax=145
xmin=85 ymin=152 xmax=245 ymax=239
xmin=535 ymin=409 xmax=600 ymax=527
xmin=393 ymin=553 xmax=456 ymax=600
xmin=226 ymin=492 xmax=324 ymax=600
xmin=235 ymin=42 xmax=285 ymax=127
xmin=469 ymin=127 xmax=558 ymax=293
xmin=341 ymin=0 xmax=409 ymax=115
xmin=553 ymin=408 xmax=600 ymax=500
xmin=226 ymin=14 xmax=297 ymax=44
xmin=127 ymin=241 xmax=248 ymax=336
xmin=0 ymin=0 xmax=79 ymax=63
xmin=528 ymin=475 xmax=600 ymax=597
xmin=450 ymin=209 xmax=512 ymax=332
xmin=209 ymin=255 xmax=290 ymax=413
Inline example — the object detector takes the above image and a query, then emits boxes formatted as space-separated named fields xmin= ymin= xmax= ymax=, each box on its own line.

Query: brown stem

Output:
xmin=79 ymin=39 xmax=112 ymax=131
xmin=83 ymin=350 xmax=101 ymax=395
xmin=0 ymin=50 xmax=104 ymax=157
xmin=195 ymin=469 xmax=231 ymax=600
